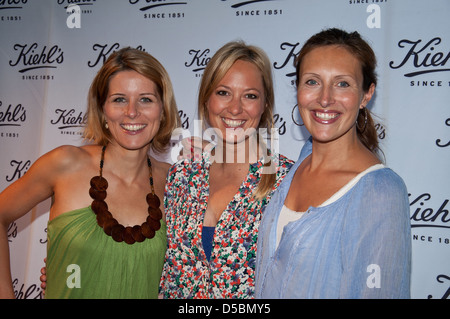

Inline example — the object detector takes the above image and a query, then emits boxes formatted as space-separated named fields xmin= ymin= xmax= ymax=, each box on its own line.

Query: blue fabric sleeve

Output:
xmin=340 ymin=169 xmax=412 ymax=298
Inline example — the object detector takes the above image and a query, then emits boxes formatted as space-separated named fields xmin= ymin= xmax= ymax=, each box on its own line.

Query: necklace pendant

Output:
xmin=88 ymin=145 xmax=162 ymax=245
xmin=90 ymin=176 xmax=108 ymax=191
xmin=146 ymin=193 xmax=161 ymax=209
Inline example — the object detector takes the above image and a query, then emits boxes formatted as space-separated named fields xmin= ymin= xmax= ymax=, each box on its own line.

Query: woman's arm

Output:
xmin=0 ymin=149 xmax=62 ymax=298
xmin=341 ymin=170 xmax=412 ymax=299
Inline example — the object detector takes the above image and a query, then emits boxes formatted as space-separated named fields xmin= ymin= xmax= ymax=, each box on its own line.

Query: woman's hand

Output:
xmin=40 ymin=258 xmax=47 ymax=295
xmin=178 ymin=137 xmax=209 ymax=161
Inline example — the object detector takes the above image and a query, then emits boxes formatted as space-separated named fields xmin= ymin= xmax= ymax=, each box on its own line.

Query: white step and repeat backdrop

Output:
xmin=0 ymin=0 xmax=448 ymax=299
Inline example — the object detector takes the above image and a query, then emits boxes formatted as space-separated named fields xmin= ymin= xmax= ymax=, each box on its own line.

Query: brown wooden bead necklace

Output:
xmin=89 ymin=145 xmax=162 ymax=245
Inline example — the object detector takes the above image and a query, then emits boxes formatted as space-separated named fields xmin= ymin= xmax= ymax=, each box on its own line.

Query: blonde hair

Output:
xmin=198 ymin=41 xmax=276 ymax=200
xmin=83 ymin=47 xmax=180 ymax=153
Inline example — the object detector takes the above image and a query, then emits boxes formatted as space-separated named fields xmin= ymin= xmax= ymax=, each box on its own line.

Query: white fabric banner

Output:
xmin=0 ymin=0 xmax=448 ymax=299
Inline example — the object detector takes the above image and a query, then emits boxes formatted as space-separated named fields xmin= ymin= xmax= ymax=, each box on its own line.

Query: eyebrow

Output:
xmin=301 ymin=72 xmax=357 ymax=80
xmin=109 ymin=92 xmax=158 ymax=96
xmin=216 ymin=84 xmax=262 ymax=93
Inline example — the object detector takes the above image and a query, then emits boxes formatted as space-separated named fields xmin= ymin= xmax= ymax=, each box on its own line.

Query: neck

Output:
xmin=103 ymin=142 xmax=151 ymax=182
xmin=309 ymin=131 xmax=362 ymax=171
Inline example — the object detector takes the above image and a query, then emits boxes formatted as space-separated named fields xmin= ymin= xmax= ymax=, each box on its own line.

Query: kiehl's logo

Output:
xmin=9 ymin=43 xmax=64 ymax=73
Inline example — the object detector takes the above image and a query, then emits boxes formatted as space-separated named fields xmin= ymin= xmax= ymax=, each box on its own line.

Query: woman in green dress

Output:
xmin=0 ymin=47 xmax=180 ymax=298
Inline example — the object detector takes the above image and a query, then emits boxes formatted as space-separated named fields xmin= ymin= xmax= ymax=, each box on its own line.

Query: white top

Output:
xmin=276 ymin=164 xmax=385 ymax=247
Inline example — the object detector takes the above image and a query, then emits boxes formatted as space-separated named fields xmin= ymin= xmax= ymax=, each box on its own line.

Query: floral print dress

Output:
xmin=160 ymin=152 xmax=293 ymax=298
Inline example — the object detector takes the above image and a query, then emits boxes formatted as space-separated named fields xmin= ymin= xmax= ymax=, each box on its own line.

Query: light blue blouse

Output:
xmin=255 ymin=138 xmax=412 ymax=299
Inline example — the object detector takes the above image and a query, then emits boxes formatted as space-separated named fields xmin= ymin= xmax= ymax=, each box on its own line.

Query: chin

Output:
xmin=117 ymin=140 xmax=152 ymax=151
xmin=225 ymin=128 xmax=258 ymax=144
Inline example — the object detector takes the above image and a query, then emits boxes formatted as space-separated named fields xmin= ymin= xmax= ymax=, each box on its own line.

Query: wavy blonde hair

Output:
xmin=198 ymin=41 xmax=277 ymax=200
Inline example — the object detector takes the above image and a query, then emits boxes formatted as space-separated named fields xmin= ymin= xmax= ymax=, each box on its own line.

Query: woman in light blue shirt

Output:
xmin=255 ymin=28 xmax=411 ymax=298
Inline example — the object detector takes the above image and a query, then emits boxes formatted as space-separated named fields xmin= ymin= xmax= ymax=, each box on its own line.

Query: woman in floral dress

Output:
xmin=159 ymin=41 xmax=293 ymax=298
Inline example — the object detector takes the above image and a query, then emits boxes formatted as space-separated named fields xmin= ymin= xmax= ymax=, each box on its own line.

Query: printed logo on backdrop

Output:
xmin=436 ymin=118 xmax=450 ymax=148
xmin=272 ymin=41 xmax=299 ymax=136
xmin=0 ymin=100 xmax=26 ymax=139
xmin=58 ymin=0 xmax=96 ymax=12
xmin=50 ymin=107 xmax=87 ymax=136
xmin=390 ymin=37 xmax=450 ymax=88
xmin=181 ymin=48 xmax=206 ymax=131
xmin=13 ymin=278 xmax=42 ymax=299
xmin=8 ymin=43 xmax=64 ymax=81
xmin=427 ymin=275 xmax=450 ymax=299
xmin=0 ymin=0 xmax=27 ymax=22
xmin=221 ymin=0 xmax=284 ymax=17
xmin=390 ymin=37 xmax=450 ymax=150
xmin=348 ymin=0 xmax=387 ymax=29
xmin=273 ymin=41 xmax=300 ymax=85
xmin=185 ymin=48 xmax=211 ymax=78
xmin=410 ymin=192 xmax=450 ymax=299
xmin=57 ymin=0 xmax=97 ymax=29
xmin=88 ymin=43 xmax=146 ymax=68
xmin=178 ymin=110 xmax=190 ymax=130
xmin=410 ymin=192 xmax=449 ymax=244
xmin=129 ymin=0 xmax=187 ymax=20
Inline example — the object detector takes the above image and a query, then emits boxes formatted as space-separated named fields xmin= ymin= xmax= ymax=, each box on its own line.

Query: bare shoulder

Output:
xmin=49 ymin=144 xmax=89 ymax=158
xmin=39 ymin=144 xmax=101 ymax=176
xmin=34 ymin=145 xmax=101 ymax=179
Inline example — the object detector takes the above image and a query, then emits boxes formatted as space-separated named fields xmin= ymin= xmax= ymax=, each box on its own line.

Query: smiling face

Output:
xmin=206 ymin=59 xmax=266 ymax=145
xmin=103 ymin=70 xmax=163 ymax=150
xmin=297 ymin=45 xmax=374 ymax=145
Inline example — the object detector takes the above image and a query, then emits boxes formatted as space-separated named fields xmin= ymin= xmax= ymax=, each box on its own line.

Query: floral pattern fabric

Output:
xmin=160 ymin=152 xmax=293 ymax=298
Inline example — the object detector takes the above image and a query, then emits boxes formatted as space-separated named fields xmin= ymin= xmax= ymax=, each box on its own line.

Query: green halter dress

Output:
xmin=45 ymin=206 xmax=166 ymax=299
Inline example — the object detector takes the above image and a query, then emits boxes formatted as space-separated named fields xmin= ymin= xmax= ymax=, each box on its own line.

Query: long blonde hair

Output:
xmin=198 ymin=41 xmax=277 ymax=200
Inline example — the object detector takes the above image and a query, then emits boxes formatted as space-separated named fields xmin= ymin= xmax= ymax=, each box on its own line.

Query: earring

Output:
xmin=357 ymin=107 xmax=368 ymax=133
xmin=291 ymin=104 xmax=304 ymax=126
xmin=105 ymin=122 xmax=109 ymax=129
